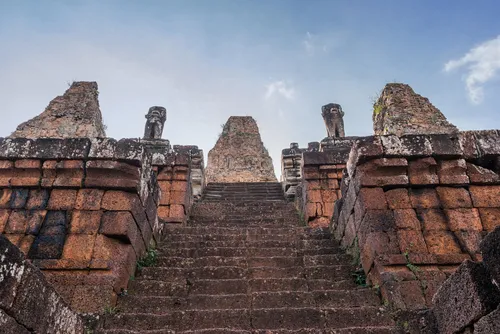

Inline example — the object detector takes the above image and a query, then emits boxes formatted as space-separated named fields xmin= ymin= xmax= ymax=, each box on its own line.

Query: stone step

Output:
xmin=139 ymin=266 xmax=247 ymax=280
xmin=156 ymin=256 xmax=247 ymax=268
xmin=103 ymin=309 xmax=252 ymax=331
xmin=100 ymin=327 xmax=397 ymax=334
xmin=128 ymin=279 xmax=188 ymax=297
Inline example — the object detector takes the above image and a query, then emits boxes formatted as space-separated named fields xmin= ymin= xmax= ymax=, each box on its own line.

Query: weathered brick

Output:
xmin=69 ymin=210 xmax=102 ymax=234
xmin=28 ymin=234 xmax=66 ymax=259
xmin=157 ymin=206 xmax=170 ymax=222
xmin=158 ymin=181 xmax=171 ymax=205
xmin=171 ymin=180 xmax=188 ymax=192
xmin=47 ymin=189 xmax=77 ymax=210
xmin=409 ymin=188 xmax=440 ymax=209
xmin=469 ymin=185 xmax=500 ymax=207
xmin=417 ymin=209 xmax=448 ymax=231
xmin=38 ymin=211 xmax=68 ymax=236
xmin=327 ymin=178 xmax=339 ymax=189
xmin=0 ymin=188 xmax=12 ymax=208
xmin=303 ymin=166 xmax=320 ymax=180
xmin=479 ymin=208 xmax=500 ymax=231
xmin=397 ymin=230 xmax=428 ymax=253
xmin=26 ymin=189 xmax=49 ymax=209
xmin=53 ymin=160 xmax=84 ymax=187
xmin=307 ymin=189 xmax=322 ymax=203
xmin=101 ymin=191 xmax=141 ymax=211
xmin=5 ymin=210 xmax=29 ymax=233
xmin=408 ymin=157 xmax=438 ymax=185
xmin=437 ymin=159 xmax=469 ymax=185
xmin=466 ymin=163 xmax=500 ymax=184
xmin=0 ymin=209 xmax=9 ymax=233
xmin=41 ymin=160 xmax=57 ymax=187
xmin=62 ymin=234 xmax=96 ymax=262
xmin=9 ymin=168 xmax=41 ymax=187
xmin=385 ymin=188 xmax=412 ymax=209
xmin=18 ymin=235 xmax=35 ymax=255
xmin=0 ymin=160 xmax=13 ymax=169
xmin=424 ymin=230 xmax=462 ymax=254
xmin=360 ymin=231 xmax=400 ymax=273
xmin=357 ymin=187 xmax=388 ymax=209
xmin=170 ymin=191 xmax=186 ymax=205
xmin=357 ymin=209 xmax=396 ymax=246
xmin=85 ymin=160 xmax=140 ymax=189
xmin=394 ymin=209 xmax=420 ymax=230
xmin=355 ymin=158 xmax=408 ymax=187
xmin=157 ymin=167 xmax=172 ymax=181
xmin=71 ymin=284 xmax=116 ymax=314
xmin=99 ymin=211 xmax=138 ymax=244
xmin=9 ymin=189 xmax=29 ymax=209
xmin=445 ymin=208 xmax=482 ymax=231
xmin=436 ymin=187 xmax=472 ymax=208
xmin=454 ymin=230 xmax=483 ymax=257
xmin=170 ymin=204 xmax=185 ymax=220
xmin=75 ymin=189 xmax=104 ymax=210
xmin=14 ymin=159 xmax=41 ymax=169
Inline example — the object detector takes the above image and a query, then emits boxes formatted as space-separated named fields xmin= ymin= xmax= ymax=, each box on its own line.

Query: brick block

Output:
xmin=5 ymin=210 xmax=30 ymax=233
xmin=157 ymin=167 xmax=173 ymax=181
xmin=467 ymin=163 xmax=500 ymax=184
xmin=480 ymin=227 xmax=500 ymax=287
xmin=327 ymin=178 xmax=339 ymax=189
xmin=28 ymin=234 xmax=67 ymax=259
xmin=53 ymin=160 xmax=84 ymax=188
xmin=18 ymin=235 xmax=35 ymax=255
xmin=169 ymin=204 xmax=185 ymax=220
xmin=4 ymin=234 xmax=23 ymax=246
xmin=171 ymin=180 xmax=188 ymax=192
xmin=355 ymin=158 xmax=408 ymax=187
xmin=303 ymin=167 xmax=320 ymax=180
xmin=454 ymin=230 xmax=483 ymax=257
xmin=307 ymin=189 xmax=322 ymax=203
xmin=99 ymin=211 xmax=138 ymax=243
xmin=62 ymin=234 xmax=96 ymax=262
xmin=10 ymin=189 xmax=29 ymax=209
xmin=15 ymin=159 xmax=41 ymax=169
xmin=357 ymin=209 xmax=396 ymax=246
xmin=158 ymin=181 xmax=171 ymax=205
xmin=26 ymin=189 xmax=49 ymax=209
xmin=424 ymin=230 xmax=462 ymax=254
xmin=70 ymin=210 xmax=102 ymax=234
xmin=408 ymin=157 xmax=438 ymax=185
xmin=306 ymin=202 xmax=318 ymax=219
xmin=360 ymin=231 xmax=400 ymax=273
xmin=397 ymin=230 xmax=428 ymax=253
xmin=85 ymin=160 xmax=140 ymax=189
xmin=75 ymin=189 xmax=104 ymax=210
xmin=308 ymin=216 xmax=329 ymax=228
xmin=445 ymin=208 xmax=482 ymax=231
xmin=417 ymin=209 xmax=448 ymax=231
xmin=433 ymin=260 xmax=500 ymax=334
xmin=436 ymin=187 xmax=472 ymax=208
xmin=381 ymin=279 xmax=427 ymax=310
xmin=469 ymin=185 xmax=500 ymax=207
xmin=357 ymin=187 xmax=388 ymax=210
xmin=41 ymin=160 xmax=57 ymax=187
xmin=101 ymin=190 xmax=141 ymax=211
xmin=0 ymin=188 xmax=11 ymax=208
xmin=157 ymin=205 xmax=170 ymax=222
xmin=0 ymin=160 xmax=13 ymax=169
xmin=47 ymin=189 xmax=77 ymax=210
xmin=38 ymin=211 xmax=68 ymax=236
xmin=9 ymin=167 xmax=41 ymax=187
xmin=394 ymin=209 xmax=420 ymax=230
xmin=170 ymin=190 xmax=186 ymax=205
xmin=437 ymin=159 xmax=469 ymax=185
xmin=409 ymin=188 xmax=440 ymax=208
xmin=0 ymin=209 xmax=9 ymax=233
xmin=479 ymin=208 xmax=500 ymax=231
xmin=384 ymin=188 xmax=412 ymax=209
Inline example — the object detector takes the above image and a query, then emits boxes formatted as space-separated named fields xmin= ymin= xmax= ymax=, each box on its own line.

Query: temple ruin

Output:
xmin=1 ymin=81 xmax=500 ymax=333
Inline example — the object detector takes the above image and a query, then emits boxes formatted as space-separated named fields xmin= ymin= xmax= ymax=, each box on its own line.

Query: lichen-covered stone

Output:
xmin=432 ymin=260 xmax=500 ymax=333
xmin=205 ymin=116 xmax=276 ymax=183
xmin=10 ymin=81 xmax=106 ymax=138
xmin=373 ymin=83 xmax=458 ymax=136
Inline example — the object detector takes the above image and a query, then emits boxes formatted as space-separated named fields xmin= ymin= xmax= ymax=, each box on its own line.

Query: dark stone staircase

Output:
xmin=101 ymin=182 xmax=396 ymax=333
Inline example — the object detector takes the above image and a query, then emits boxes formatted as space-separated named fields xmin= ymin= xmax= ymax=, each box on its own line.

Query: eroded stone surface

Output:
xmin=10 ymin=81 xmax=106 ymax=138
xmin=373 ymin=83 xmax=458 ymax=136
xmin=205 ymin=116 xmax=276 ymax=183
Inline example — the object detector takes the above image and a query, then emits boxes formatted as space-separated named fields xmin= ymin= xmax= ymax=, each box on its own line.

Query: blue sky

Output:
xmin=1 ymin=1 xmax=499 ymax=177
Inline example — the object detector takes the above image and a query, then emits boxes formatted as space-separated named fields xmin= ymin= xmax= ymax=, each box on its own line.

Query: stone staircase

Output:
xmin=101 ymin=182 xmax=396 ymax=333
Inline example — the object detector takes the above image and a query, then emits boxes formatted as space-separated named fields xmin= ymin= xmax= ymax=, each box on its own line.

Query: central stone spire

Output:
xmin=205 ymin=116 xmax=277 ymax=183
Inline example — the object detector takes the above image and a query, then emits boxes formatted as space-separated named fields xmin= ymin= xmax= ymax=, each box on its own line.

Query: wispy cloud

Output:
xmin=303 ymin=32 xmax=316 ymax=56
xmin=444 ymin=35 xmax=500 ymax=104
xmin=264 ymin=80 xmax=295 ymax=100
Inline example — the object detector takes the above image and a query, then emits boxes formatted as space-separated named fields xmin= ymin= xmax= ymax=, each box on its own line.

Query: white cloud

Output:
xmin=444 ymin=35 xmax=500 ymax=104
xmin=303 ymin=32 xmax=315 ymax=56
xmin=264 ymin=80 xmax=295 ymax=100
